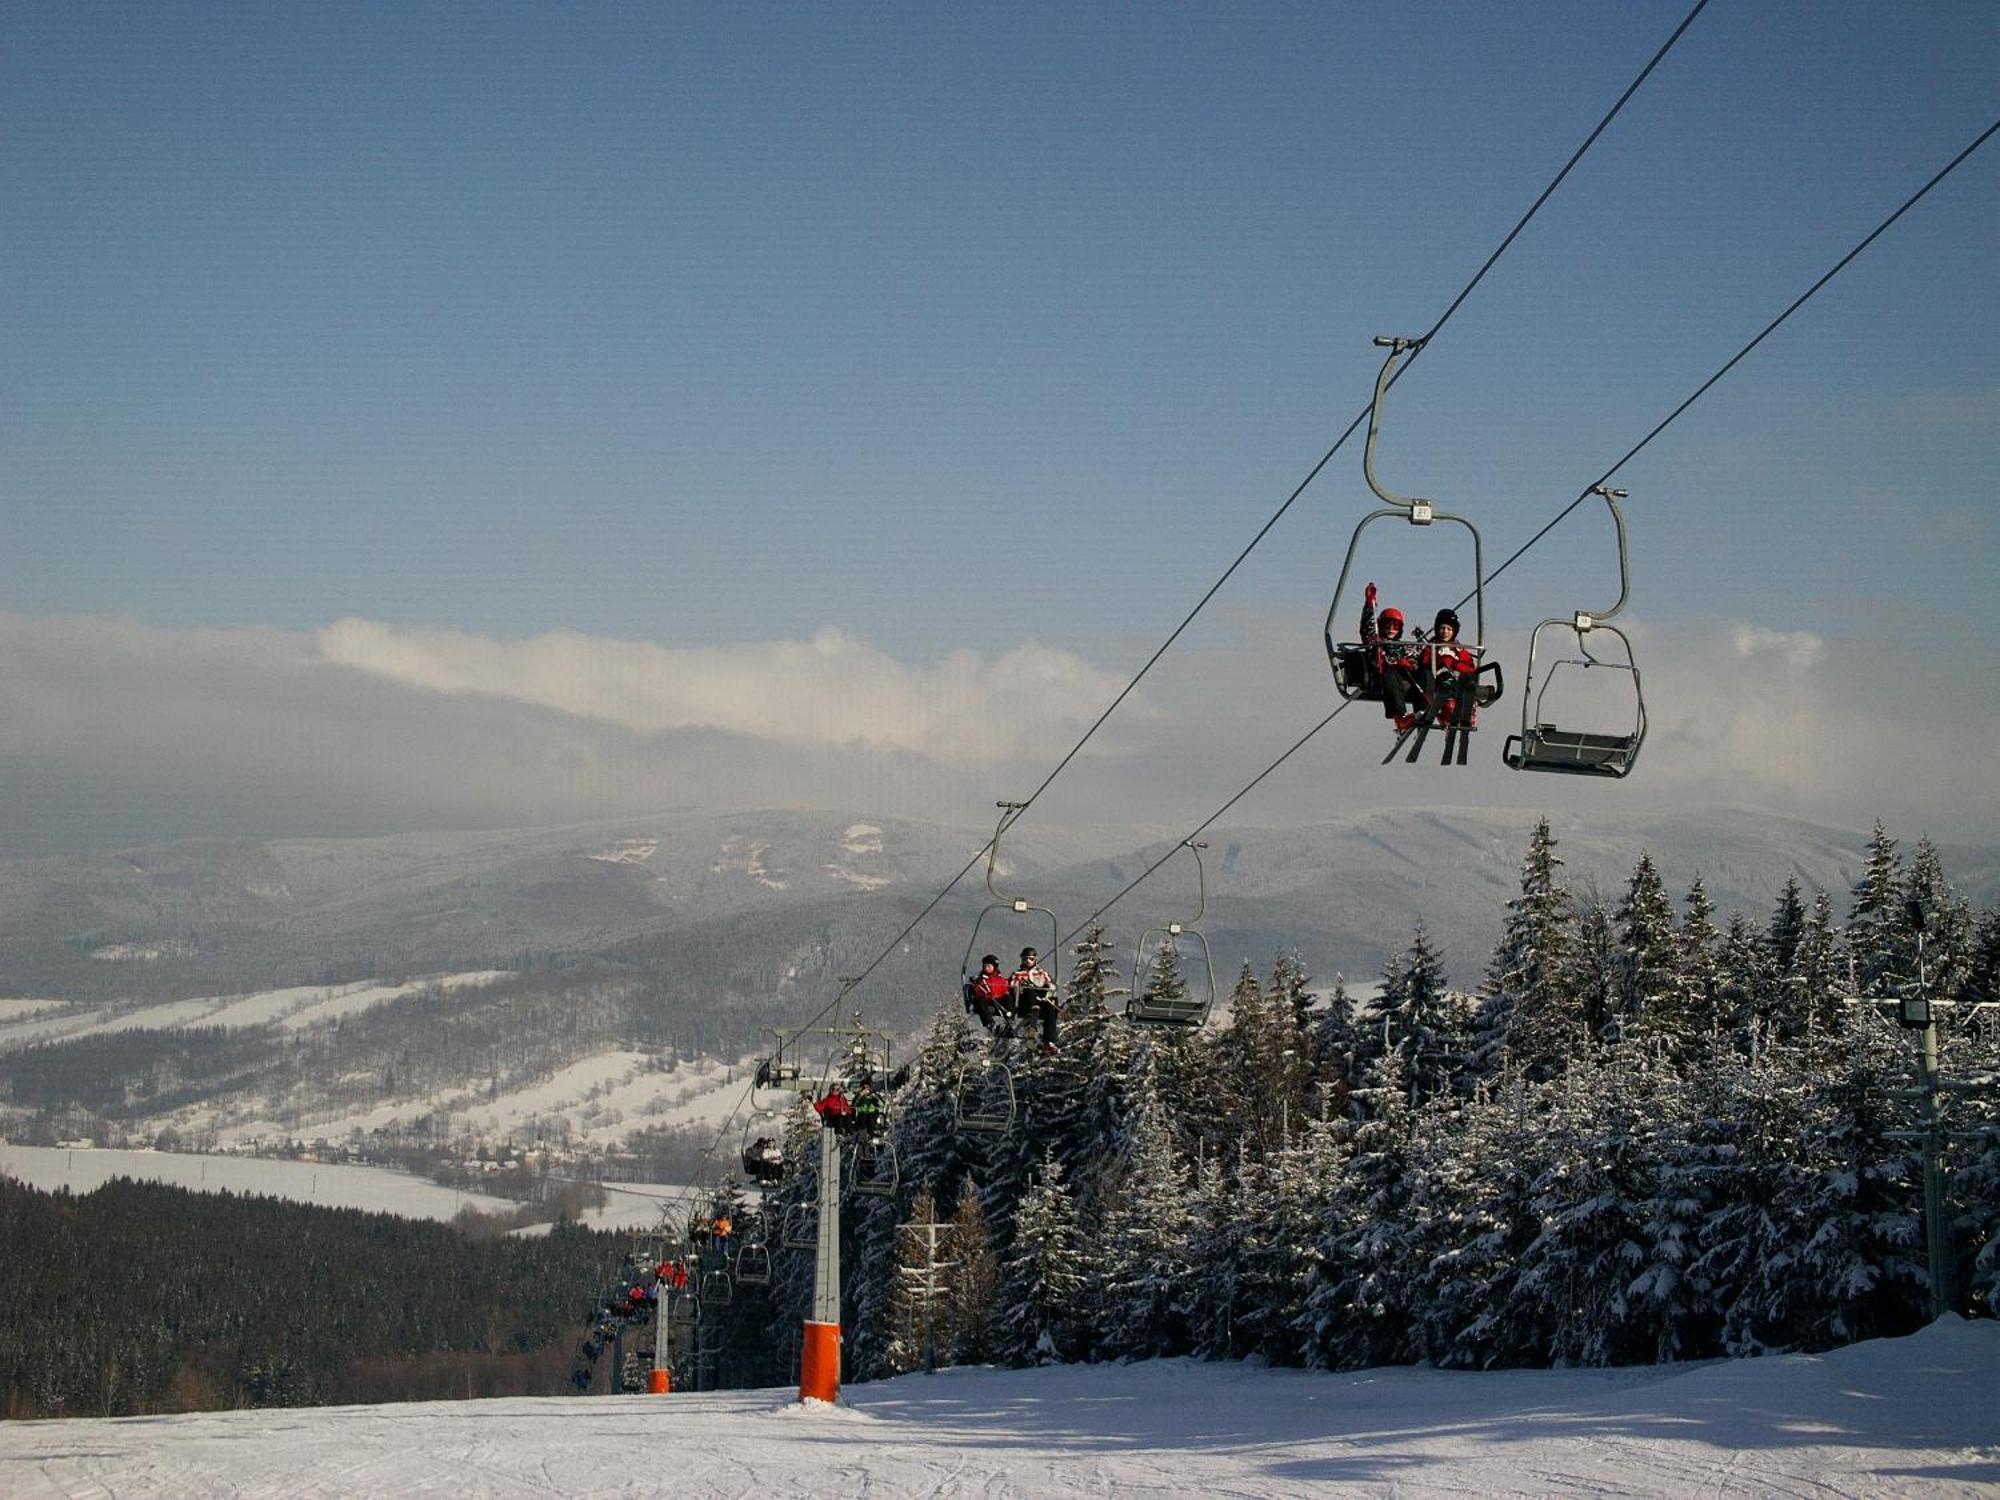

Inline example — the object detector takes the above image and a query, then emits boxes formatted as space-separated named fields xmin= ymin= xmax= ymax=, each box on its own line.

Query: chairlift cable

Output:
xmin=1459 ymin=113 xmax=2000 ymax=611
xmin=1068 ymin=116 xmax=2000 ymax=935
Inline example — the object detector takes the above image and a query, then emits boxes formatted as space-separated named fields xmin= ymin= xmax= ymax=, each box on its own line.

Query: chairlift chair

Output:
xmin=780 ymin=1201 xmax=818 ymax=1251
xmin=1127 ymin=840 xmax=1219 ymax=1026
xmin=750 ymin=1033 xmax=807 ymax=1110
xmin=734 ymin=1235 xmax=773 ymax=1286
xmin=1324 ymin=337 xmax=1503 ymax=734
xmin=1503 ymin=486 xmax=1647 ymax=778
xmin=739 ymin=1109 xmax=788 ymax=1186
xmin=958 ymin=801 xmax=1062 ymax=1026
xmin=699 ymin=1269 xmax=733 ymax=1308
xmin=845 ymin=1134 xmax=900 ymax=1196
xmin=953 ymin=1055 xmax=1018 ymax=1133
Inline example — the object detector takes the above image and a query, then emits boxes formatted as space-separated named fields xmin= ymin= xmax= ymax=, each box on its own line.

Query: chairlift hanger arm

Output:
xmin=1577 ymin=486 xmax=1632 ymax=628
xmin=1363 ymin=337 xmax=1433 ymax=516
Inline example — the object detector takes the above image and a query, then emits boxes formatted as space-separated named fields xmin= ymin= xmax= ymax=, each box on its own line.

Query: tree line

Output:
xmin=694 ymin=820 xmax=1998 ymax=1383
xmin=0 ymin=1177 xmax=626 ymax=1418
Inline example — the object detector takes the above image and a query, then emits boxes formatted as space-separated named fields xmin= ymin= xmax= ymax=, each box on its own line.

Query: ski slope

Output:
xmin=2 ymin=1317 xmax=1993 ymax=1498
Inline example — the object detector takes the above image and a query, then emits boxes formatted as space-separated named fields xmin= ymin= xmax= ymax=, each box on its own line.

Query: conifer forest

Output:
xmin=695 ymin=820 xmax=2000 ymax=1388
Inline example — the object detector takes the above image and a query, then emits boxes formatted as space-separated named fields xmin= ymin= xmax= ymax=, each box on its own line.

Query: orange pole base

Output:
xmin=799 ymin=1320 xmax=841 ymax=1403
xmin=648 ymin=1369 xmax=670 ymax=1394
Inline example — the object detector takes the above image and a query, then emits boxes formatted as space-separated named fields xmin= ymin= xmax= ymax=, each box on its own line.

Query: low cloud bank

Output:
xmin=0 ymin=611 xmax=1985 ymax=853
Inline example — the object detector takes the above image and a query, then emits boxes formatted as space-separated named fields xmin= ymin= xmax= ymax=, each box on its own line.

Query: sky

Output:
xmin=2 ymin=1 xmax=1996 ymax=854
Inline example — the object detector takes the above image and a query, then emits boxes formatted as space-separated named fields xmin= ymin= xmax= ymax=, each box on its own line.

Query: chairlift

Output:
xmin=953 ymin=1053 xmax=1018 ymax=1133
xmin=739 ymin=1109 xmax=788 ymax=1186
xmin=750 ymin=1032 xmax=806 ymax=1110
xmin=1503 ymin=486 xmax=1647 ymax=778
xmin=1127 ymin=840 xmax=1219 ymax=1026
xmin=958 ymin=801 xmax=1062 ymax=1023
xmin=699 ymin=1269 xmax=733 ymax=1308
xmin=734 ymin=1235 xmax=773 ymax=1286
xmin=1324 ymin=337 xmax=1503 ymax=756
xmin=845 ymin=1133 xmax=900 ymax=1196
xmin=780 ymin=1201 xmax=818 ymax=1251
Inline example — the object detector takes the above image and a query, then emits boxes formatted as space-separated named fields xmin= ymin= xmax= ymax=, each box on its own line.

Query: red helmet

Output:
xmin=1379 ymin=607 xmax=1404 ymax=632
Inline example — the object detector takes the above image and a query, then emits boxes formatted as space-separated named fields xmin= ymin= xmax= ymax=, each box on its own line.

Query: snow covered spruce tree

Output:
xmin=1615 ymin=853 xmax=1678 ymax=1044
xmin=1848 ymin=820 xmax=1908 ymax=997
xmin=1470 ymin=816 xmax=1578 ymax=1084
xmin=1377 ymin=921 xmax=1467 ymax=1108
xmin=993 ymin=1154 xmax=1085 ymax=1365
xmin=1085 ymin=1066 xmax=1194 ymax=1361
xmin=943 ymin=1178 xmax=999 ymax=1365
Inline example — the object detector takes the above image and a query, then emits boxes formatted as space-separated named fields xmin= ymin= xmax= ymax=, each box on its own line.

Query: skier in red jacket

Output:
xmin=965 ymin=954 xmax=1014 ymax=1034
xmin=1360 ymin=582 xmax=1431 ymax=733
xmin=814 ymin=1083 xmax=856 ymax=1130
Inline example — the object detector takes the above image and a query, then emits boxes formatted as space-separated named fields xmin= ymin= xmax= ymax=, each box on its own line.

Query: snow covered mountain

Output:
xmin=2 ymin=805 xmax=1991 ymax=1162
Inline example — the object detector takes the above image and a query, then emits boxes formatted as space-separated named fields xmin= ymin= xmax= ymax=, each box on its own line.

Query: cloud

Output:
xmin=0 ymin=612 xmax=1132 ymax=852
xmin=315 ymin=618 xmax=1122 ymax=763
xmin=1728 ymin=624 xmax=1825 ymax=679
xmin=0 ymin=609 xmax=1990 ymax=854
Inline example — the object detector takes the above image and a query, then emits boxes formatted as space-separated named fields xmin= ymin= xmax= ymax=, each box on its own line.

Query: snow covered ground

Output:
xmin=0 ymin=1146 xmax=518 ymax=1222
xmin=2 ymin=1318 xmax=1993 ymax=1498
xmin=0 ymin=971 xmax=513 ymax=1055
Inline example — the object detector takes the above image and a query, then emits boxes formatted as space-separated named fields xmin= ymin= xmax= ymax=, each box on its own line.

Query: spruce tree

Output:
xmin=1848 ymin=821 xmax=1906 ymax=995
xmin=1067 ymin=921 xmax=1126 ymax=1018
xmin=1473 ymin=817 xmax=1577 ymax=1083
xmin=993 ymin=1155 xmax=1085 ymax=1365
xmin=1382 ymin=922 xmax=1464 ymax=1107
xmin=1767 ymin=877 xmax=1808 ymax=982
xmin=1088 ymin=1073 xmax=1194 ymax=1360
xmin=1901 ymin=837 xmax=1974 ymax=1007
xmin=1615 ymin=853 xmax=1677 ymax=1039
xmin=943 ymin=1178 xmax=998 ymax=1365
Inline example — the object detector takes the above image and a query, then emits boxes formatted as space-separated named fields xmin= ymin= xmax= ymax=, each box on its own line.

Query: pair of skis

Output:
xmin=1384 ymin=696 xmax=1474 ymax=766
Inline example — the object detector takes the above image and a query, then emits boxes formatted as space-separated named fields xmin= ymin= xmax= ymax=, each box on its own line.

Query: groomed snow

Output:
xmin=0 ymin=1146 xmax=518 ymax=1222
xmin=1 ymin=1317 xmax=1993 ymax=1498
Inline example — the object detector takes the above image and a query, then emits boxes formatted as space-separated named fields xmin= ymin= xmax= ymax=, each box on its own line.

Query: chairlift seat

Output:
xmin=1126 ymin=991 xmax=1209 ymax=1026
xmin=1504 ymin=725 xmax=1639 ymax=777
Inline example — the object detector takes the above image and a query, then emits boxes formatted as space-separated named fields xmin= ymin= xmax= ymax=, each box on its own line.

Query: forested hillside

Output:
xmin=680 ymin=821 xmax=2000 ymax=1390
xmin=0 ymin=1178 xmax=625 ymax=1418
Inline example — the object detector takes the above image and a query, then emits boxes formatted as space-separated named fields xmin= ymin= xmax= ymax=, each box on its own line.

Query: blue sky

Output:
xmin=1 ymin=2 xmax=1996 ymax=849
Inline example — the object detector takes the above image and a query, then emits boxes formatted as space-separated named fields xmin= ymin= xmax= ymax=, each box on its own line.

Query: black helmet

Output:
xmin=981 ymin=954 xmax=1000 ymax=967
xmin=1020 ymin=947 xmax=1038 ymax=961
xmin=1433 ymin=607 xmax=1460 ymax=635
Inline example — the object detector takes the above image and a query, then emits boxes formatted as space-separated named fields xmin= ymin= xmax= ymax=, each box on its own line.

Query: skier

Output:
xmin=814 ymin=1082 xmax=856 ymax=1131
xmin=743 ymin=1134 xmax=784 ymax=1184
xmin=965 ymin=954 xmax=1014 ymax=1034
xmin=1360 ymin=581 xmax=1432 ymax=733
xmin=851 ymin=1080 xmax=886 ymax=1136
xmin=1425 ymin=608 xmax=1479 ymax=730
xmin=1011 ymin=946 xmax=1060 ymax=1054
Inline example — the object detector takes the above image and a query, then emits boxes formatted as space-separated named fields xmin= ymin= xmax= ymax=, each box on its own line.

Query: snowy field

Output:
xmin=0 ymin=1146 xmax=518 ymax=1221
xmin=0 ymin=971 xmax=512 ymax=1054
xmin=2 ymin=1319 xmax=1993 ymax=1498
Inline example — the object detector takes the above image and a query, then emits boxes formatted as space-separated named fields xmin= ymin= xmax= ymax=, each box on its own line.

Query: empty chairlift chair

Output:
xmin=1503 ymin=486 xmax=1647 ymax=778
xmin=1126 ymin=840 xmax=1219 ymax=1027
